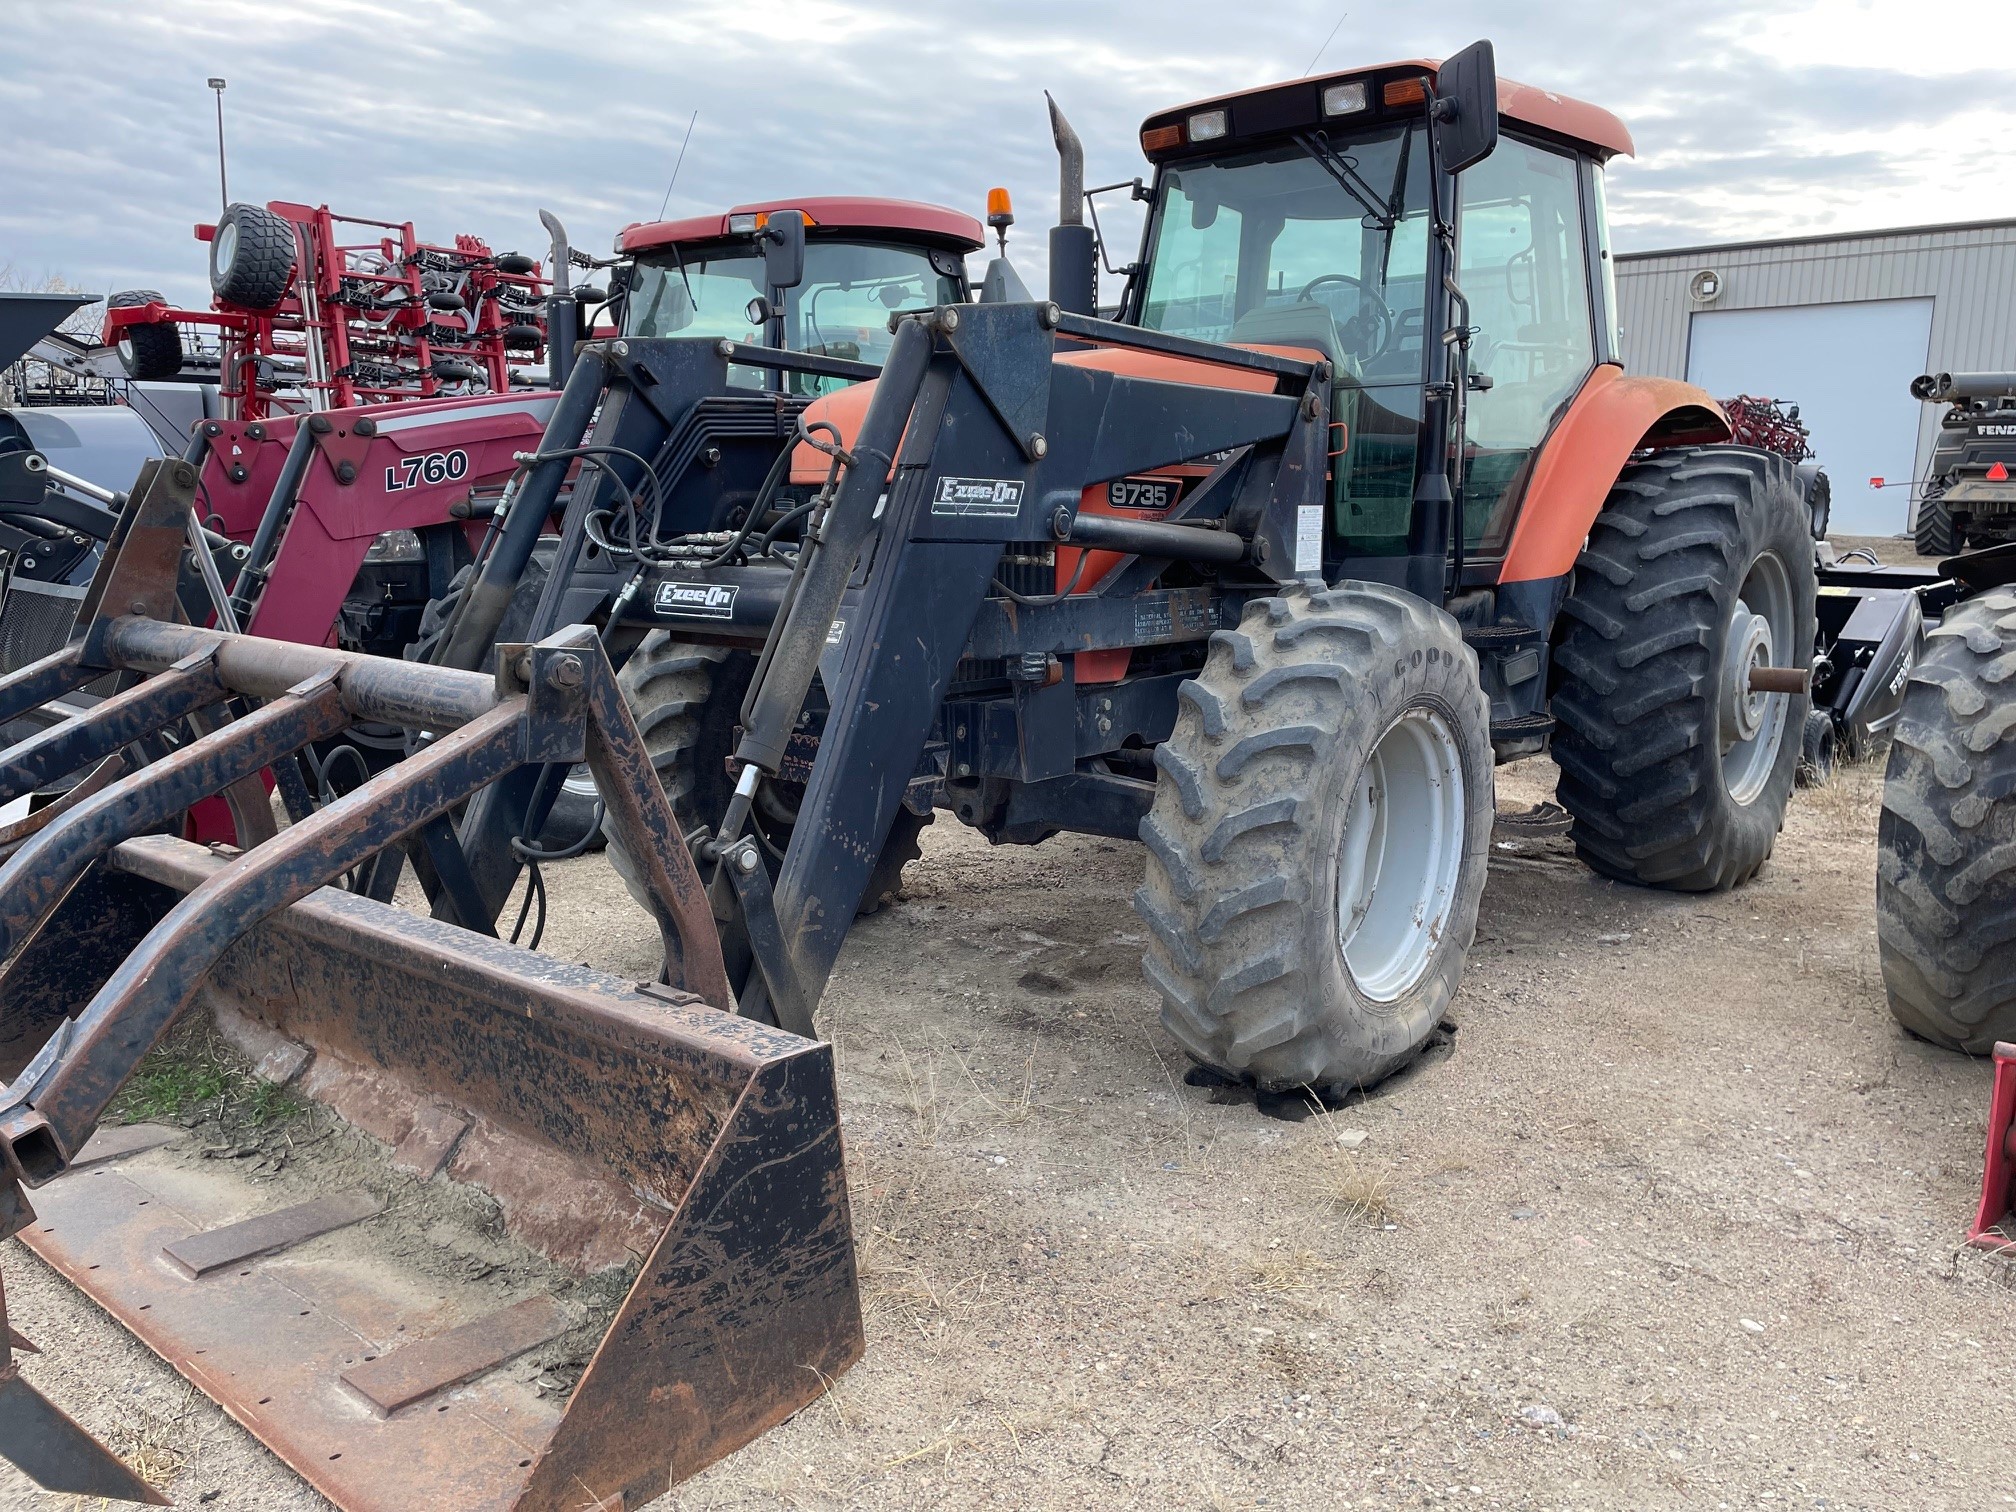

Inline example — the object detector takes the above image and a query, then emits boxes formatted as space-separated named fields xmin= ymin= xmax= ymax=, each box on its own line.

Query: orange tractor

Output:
xmin=0 ymin=41 xmax=1818 ymax=1507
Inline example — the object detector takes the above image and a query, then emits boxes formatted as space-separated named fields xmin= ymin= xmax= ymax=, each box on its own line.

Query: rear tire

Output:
xmin=604 ymin=631 xmax=927 ymax=918
xmin=209 ymin=203 xmax=297 ymax=310
xmin=1876 ymin=589 xmax=2016 ymax=1052
xmin=108 ymin=289 xmax=181 ymax=380
xmin=1552 ymin=446 xmax=1815 ymax=891
xmin=1135 ymin=582 xmax=1493 ymax=1094
xmin=1916 ymin=482 xmax=1959 ymax=558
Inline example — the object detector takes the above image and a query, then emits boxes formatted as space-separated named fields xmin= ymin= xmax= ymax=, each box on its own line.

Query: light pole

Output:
xmin=208 ymin=78 xmax=228 ymax=209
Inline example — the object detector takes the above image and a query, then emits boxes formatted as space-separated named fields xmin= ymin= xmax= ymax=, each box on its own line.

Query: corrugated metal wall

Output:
xmin=1615 ymin=219 xmax=2016 ymax=491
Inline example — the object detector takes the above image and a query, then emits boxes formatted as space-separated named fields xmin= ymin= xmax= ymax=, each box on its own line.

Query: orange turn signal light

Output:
xmin=1383 ymin=77 xmax=1427 ymax=107
xmin=1141 ymin=123 xmax=1184 ymax=153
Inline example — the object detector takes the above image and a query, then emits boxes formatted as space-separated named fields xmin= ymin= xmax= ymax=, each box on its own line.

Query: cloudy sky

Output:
xmin=2 ymin=0 xmax=2006 ymax=307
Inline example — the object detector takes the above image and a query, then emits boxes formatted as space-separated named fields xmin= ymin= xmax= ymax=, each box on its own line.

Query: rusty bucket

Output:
xmin=0 ymin=459 xmax=861 ymax=1508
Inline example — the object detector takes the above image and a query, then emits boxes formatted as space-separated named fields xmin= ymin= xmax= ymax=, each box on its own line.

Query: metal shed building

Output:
xmin=1613 ymin=218 xmax=2016 ymax=535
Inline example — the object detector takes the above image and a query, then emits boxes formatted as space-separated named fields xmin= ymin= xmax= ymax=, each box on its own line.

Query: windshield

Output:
xmin=1138 ymin=123 xmax=1434 ymax=556
xmin=1137 ymin=122 xmax=1431 ymax=384
xmin=625 ymin=237 xmax=964 ymax=394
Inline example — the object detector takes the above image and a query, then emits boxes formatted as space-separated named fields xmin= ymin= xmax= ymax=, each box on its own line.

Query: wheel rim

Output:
xmin=213 ymin=221 xmax=237 ymax=278
xmin=561 ymin=765 xmax=598 ymax=800
xmin=1335 ymin=706 xmax=1466 ymax=1003
xmin=1718 ymin=550 xmax=1795 ymax=806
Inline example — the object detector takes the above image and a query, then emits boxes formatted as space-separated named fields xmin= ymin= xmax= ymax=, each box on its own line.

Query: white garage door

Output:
xmin=1685 ymin=298 xmax=1932 ymax=535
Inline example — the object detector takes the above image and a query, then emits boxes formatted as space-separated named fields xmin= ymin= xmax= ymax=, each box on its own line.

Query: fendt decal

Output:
xmin=382 ymin=448 xmax=471 ymax=491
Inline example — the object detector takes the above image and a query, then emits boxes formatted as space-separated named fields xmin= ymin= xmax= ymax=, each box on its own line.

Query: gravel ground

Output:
xmin=9 ymin=534 xmax=2011 ymax=1512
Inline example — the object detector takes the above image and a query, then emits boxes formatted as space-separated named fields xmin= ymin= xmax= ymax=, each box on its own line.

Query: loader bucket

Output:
xmin=1970 ymin=1042 xmax=2016 ymax=1251
xmin=0 ymin=458 xmax=861 ymax=1508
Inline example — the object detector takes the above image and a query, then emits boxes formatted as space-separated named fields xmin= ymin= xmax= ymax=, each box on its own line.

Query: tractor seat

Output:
xmin=1226 ymin=302 xmax=1363 ymax=382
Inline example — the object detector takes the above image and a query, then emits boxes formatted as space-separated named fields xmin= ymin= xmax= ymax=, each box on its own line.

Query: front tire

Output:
xmin=1552 ymin=446 xmax=1816 ymax=891
xmin=1136 ymin=582 xmax=1493 ymax=1094
xmin=604 ymin=632 xmax=926 ymax=918
xmin=1876 ymin=590 xmax=2016 ymax=1052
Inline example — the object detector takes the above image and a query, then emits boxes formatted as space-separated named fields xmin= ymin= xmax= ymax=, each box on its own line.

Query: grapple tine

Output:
xmin=0 ymin=754 xmax=127 ymax=858
xmin=1 ymin=700 xmax=526 ymax=1184
xmin=0 ymin=644 xmax=94 ymax=730
xmin=0 ymin=650 xmax=229 ymax=807
xmin=0 ymin=674 xmax=348 ymax=970
xmin=0 ymin=1260 xmax=165 ymax=1503
xmin=0 ymin=1375 xmax=169 ymax=1504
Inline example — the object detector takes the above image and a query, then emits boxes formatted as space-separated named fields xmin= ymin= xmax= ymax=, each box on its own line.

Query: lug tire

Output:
xmin=1552 ymin=446 xmax=1816 ymax=891
xmin=604 ymin=631 xmax=927 ymax=918
xmin=108 ymin=289 xmax=182 ymax=381
xmin=1876 ymin=589 xmax=2016 ymax=1052
xmin=1915 ymin=482 xmax=1959 ymax=558
xmin=210 ymin=203 xmax=298 ymax=310
xmin=1135 ymin=581 xmax=1494 ymax=1094
xmin=1796 ymin=708 xmax=1837 ymax=787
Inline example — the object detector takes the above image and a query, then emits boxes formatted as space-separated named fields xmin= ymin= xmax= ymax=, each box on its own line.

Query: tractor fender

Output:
xmin=1498 ymin=365 xmax=1729 ymax=584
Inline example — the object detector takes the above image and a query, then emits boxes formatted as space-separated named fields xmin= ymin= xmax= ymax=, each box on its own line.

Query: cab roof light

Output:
xmin=1383 ymin=77 xmax=1427 ymax=107
xmin=986 ymin=187 xmax=1014 ymax=227
xmin=1141 ymin=123 xmax=1184 ymax=152
xmin=1187 ymin=108 xmax=1229 ymax=143
xmin=1321 ymin=81 xmax=1368 ymax=116
xmin=726 ymin=209 xmax=816 ymax=235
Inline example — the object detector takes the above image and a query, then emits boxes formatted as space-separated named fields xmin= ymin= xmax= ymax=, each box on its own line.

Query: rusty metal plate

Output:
xmin=161 ymin=1190 xmax=382 ymax=1279
xmin=341 ymin=1296 xmax=570 ymax=1417
xmin=20 ymin=1151 xmax=565 ymax=1512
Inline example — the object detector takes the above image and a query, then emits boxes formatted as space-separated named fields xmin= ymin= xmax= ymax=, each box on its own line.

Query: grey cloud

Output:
xmin=0 ymin=2 xmax=1993 ymax=302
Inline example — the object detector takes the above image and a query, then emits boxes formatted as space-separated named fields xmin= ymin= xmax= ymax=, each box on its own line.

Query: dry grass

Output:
xmin=1242 ymin=1245 xmax=1328 ymax=1297
xmin=1325 ymin=1157 xmax=1399 ymax=1225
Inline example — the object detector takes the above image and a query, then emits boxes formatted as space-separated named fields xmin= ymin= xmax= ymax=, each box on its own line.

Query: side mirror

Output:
xmin=1433 ymin=39 xmax=1500 ymax=175
xmin=762 ymin=211 xmax=806 ymax=292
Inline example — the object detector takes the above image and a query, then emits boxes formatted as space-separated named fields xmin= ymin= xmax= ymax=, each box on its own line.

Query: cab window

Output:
xmin=1456 ymin=138 xmax=1597 ymax=551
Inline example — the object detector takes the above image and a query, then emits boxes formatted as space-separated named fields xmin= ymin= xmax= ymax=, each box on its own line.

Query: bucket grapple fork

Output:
xmin=0 ymin=457 xmax=861 ymax=1508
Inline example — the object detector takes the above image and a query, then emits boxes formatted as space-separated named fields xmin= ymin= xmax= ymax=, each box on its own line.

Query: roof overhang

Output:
xmin=1139 ymin=59 xmax=1634 ymax=165
xmin=619 ymin=197 xmax=985 ymax=257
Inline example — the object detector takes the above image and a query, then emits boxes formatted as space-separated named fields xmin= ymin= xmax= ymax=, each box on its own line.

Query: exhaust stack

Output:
xmin=1045 ymin=93 xmax=1097 ymax=316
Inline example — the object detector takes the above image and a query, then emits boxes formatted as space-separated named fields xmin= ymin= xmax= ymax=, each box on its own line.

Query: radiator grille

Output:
xmin=0 ymin=578 xmax=115 ymax=696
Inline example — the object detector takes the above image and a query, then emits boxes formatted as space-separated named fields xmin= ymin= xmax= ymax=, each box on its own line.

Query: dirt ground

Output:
xmin=9 ymin=535 xmax=2013 ymax=1512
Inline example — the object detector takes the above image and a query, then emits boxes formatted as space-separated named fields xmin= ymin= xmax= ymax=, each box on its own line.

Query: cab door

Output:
xmin=1453 ymin=136 xmax=1600 ymax=558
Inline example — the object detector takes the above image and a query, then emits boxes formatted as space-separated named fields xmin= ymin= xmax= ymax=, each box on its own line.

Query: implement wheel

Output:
xmin=1877 ymin=589 xmax=2016 ymax=1052
xmin=108 ymin=289 xmax=182 ymax=380
xmin=1915 ymin=482 xmax=1959 ymax=558
xmin=1552 ymin=446 xmax=1815 ymax=891
xmin=1136 ymin=582 xmax=1493 ymax=1094
xmin=209 ymin=203 xmax=298 ymax=311
xmin=604 ymin=632 xmax=926 ymax=918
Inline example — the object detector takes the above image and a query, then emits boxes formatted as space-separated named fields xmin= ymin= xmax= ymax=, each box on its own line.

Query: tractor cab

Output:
xmin=614 ymin=197 xmax=985 ymax=395
xmin=1122 ymin=49 xmax=1640 ymax=586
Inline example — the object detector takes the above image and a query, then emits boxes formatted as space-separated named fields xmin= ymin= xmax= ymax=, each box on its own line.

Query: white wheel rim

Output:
xmin=1335 ymin=706 xmax=1466 ymax=1003
xmin=1719 ymin=550 xmax=1794 ymax=806
xmin=561 ymin=766 xmax=598 ymax=799
xmin=213 ymin=221 xmax=238 ymax=277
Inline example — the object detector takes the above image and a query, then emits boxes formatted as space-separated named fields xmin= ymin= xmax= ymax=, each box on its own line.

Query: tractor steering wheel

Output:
xmin=1298 ymin=273 xmax=1395 ymax=363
